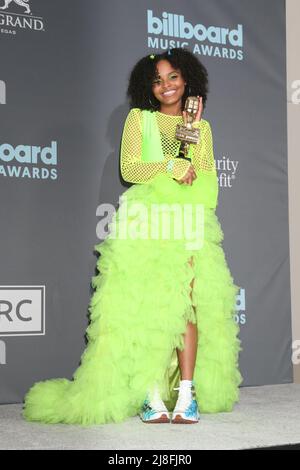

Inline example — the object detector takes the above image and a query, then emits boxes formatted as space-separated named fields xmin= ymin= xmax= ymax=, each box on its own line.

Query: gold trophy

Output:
xmin=175 ymin=96 xmax=200 ymax=161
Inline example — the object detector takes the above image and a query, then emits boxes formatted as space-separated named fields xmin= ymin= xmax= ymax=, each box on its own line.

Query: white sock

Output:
xmin=180 ymin=379 xmax=193 ymax=388
xmin=179 ymin=379 xmax=193 ymax=395
xmin=148 ymin=383 xmax=168 ymax=412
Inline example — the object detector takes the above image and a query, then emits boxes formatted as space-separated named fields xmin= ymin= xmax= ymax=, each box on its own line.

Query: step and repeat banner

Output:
xmin=0 ymin=0 xmax=292 ymax=403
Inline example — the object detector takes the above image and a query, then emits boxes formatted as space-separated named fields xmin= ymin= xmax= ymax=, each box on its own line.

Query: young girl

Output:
xmin=23 ymin=48 xmax=242 ymax=426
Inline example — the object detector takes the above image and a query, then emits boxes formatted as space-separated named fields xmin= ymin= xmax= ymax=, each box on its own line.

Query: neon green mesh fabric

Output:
xmin=120 ymin=108 xmax=217 ymax=183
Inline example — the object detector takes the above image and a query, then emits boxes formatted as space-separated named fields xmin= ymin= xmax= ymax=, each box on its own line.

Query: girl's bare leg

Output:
xmin=176 ymin=257 xmax=198 ymax=380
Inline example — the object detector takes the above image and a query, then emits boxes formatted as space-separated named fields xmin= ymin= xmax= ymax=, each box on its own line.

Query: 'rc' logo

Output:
xmin=0 ymin=286 xmax=45 ymax=336
xmin=0 ymin=0 xmax=31 ymax=14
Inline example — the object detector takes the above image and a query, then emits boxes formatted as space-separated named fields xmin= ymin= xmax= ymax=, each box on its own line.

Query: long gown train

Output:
xmin=23 ymin=172 xmax=243 ymax=426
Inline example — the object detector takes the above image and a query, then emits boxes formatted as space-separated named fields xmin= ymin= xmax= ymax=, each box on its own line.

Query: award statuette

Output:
xmin=175 ymin=96 xmax=200 ymax=162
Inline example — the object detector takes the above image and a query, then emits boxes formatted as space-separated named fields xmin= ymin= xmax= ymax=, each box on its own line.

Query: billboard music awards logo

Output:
xmin=147 ymin=10 xmax=244 ymax=61
xmin=235 ymin=288 xmax=246 ymax=326
xmin=0 ymin=140 xmax=58 ymax=180
xmin=0 ymin=0 xmax=45 ymax=36
xmin=1 ymin=80 xmax=57 ymax=180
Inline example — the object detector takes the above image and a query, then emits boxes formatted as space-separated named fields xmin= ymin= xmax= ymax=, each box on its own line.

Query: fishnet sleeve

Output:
xmin=120 ymin=108 xmax=191 ymax=183
xmin=192 ymin=120 xmax=217 ymax=173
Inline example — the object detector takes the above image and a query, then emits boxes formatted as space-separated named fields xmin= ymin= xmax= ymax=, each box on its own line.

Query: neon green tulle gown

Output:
xmin=23 ymin=108 xmax=243 ymax=426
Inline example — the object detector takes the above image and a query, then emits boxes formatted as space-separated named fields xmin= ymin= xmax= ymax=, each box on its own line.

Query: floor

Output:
xmin=1 ymin=384 xmax=300 ymax=450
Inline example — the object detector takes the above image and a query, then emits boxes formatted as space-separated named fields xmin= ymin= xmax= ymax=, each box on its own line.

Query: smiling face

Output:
xmin=151 ymin=60 xmax=187 ymax=113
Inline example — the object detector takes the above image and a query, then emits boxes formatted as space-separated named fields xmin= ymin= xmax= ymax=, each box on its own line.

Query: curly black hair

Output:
xmin=126 ymin=47 xmax=209 ymax=113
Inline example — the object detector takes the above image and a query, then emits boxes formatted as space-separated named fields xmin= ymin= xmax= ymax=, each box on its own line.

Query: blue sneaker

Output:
xmin=171 ymin=385 xmax=200 ymax=424
xmin=139 ymin=397 xmax=171 ymax=423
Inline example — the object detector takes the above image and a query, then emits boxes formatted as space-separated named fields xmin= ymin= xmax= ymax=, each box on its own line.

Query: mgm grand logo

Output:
xmin=0 ymin=0 xmax=45 ymax=34
xmin=0 ymin=0 xmax=31 ymax=14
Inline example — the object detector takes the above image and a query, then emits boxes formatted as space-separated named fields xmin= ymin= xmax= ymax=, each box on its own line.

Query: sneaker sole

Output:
xmin=171 ymin=414 xmax=199 ymax=424
xmin=141 ymin=413 xmax=170 ymax=424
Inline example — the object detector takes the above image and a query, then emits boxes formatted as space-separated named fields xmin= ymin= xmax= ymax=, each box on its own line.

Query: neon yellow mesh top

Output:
xmin=120 ymin=108 xmax=217 ymax=183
